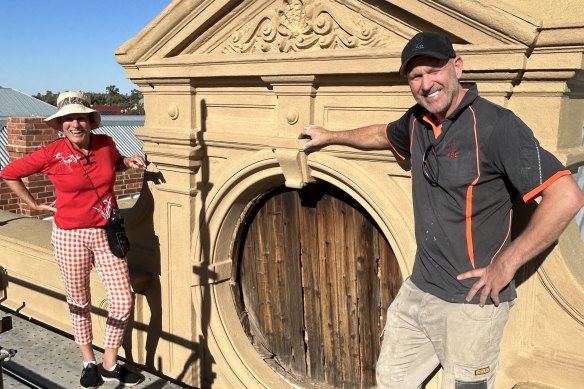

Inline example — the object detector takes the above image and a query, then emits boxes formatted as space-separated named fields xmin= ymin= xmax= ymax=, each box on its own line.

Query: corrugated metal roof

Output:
xmin=94 ymin=125 xmax=144 ymax=157
xmin=101 ymin=115 xmax=145 ymax=127
xmin=0 ymin=126 xmax=8 ymax=169
xmin=0 ymin=87 xmax=57 ymax=120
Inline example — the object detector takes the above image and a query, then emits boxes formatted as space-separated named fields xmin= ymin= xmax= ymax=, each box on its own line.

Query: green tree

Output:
xmin=33 ymin=90 xmax=58 ymax=106
xmin=106 ymin=85 xmax=120 ymax=96
xmin=127 ymin=89 xmax=145 ymax=114
xmin=31 ymin=87 xmax=144 ymax=115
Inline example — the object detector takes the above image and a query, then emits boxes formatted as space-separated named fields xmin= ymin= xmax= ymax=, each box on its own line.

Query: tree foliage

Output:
xmin=33 ymin=86 xmax=144 ymax=115
xmin=34 ymin=90 xmax=59 ymax=106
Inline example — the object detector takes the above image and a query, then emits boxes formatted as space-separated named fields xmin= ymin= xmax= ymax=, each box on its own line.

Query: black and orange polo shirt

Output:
xmin=386 ymin=83 xmax=570 ymax=304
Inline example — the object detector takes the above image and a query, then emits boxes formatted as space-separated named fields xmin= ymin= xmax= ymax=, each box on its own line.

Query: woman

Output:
xmin=0 ymin=91 xmax=145 ymax=388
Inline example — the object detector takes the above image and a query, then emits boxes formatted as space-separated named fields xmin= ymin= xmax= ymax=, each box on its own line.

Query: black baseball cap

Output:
xmin=399 ymin=32 xmax=456 ymax=76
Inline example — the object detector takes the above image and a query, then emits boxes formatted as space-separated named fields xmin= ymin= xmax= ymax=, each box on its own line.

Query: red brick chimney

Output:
xmin=2 ymin=117 xmax=58 ymax=218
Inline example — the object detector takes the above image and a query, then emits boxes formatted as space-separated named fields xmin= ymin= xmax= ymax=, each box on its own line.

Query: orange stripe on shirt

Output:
xmin=465 ymin=106 xmax=480 ymax=269
xmin=410 ymin=118 xmax=417 ymax=155
xmin=490 ymin=210 xmax=513 ymax=264
xmin=522 ymin=170 xmax=572 ymax=203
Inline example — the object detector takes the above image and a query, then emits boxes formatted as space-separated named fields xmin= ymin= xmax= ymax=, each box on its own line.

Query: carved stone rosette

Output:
xmin=223 ymin=0 xmax=384 ymax=53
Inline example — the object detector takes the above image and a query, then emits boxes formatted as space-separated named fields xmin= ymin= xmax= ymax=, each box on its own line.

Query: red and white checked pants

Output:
xmin=51 ymin=224 xmax=132 ymax=349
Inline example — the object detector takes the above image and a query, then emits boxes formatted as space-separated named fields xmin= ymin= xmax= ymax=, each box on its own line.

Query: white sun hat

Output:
xmin=44 ymin=91 xmax=101 ymax=130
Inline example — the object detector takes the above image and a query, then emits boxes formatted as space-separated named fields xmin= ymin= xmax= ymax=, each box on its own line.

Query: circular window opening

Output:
xmin=232 ymin=180 xmax=402 ymax=388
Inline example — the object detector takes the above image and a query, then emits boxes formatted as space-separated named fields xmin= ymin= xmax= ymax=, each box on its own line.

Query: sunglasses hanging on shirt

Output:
xmin=422 ymin=129 xmax=440 ymax=187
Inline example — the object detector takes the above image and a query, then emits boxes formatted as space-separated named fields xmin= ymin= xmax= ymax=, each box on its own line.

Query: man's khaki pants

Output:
xmin=376 ymin=278 xmax=512 ymax=388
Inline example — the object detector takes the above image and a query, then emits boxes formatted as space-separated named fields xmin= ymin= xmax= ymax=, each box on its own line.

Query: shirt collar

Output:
xmin=448 ymin=82 xmax=478 ymax=119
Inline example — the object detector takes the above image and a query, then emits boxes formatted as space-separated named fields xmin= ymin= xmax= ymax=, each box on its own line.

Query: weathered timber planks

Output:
xmin=235 ymin=182 xmax=402 ymax=388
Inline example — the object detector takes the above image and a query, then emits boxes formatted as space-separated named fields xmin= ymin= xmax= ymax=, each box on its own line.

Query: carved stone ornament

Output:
xmin=167 ymin=103 xmax=179 ymax=120
xmin=223 ymin=0 xmax=387 ymax=54
xmin=286 ymin=110 xmax=299 ymax=124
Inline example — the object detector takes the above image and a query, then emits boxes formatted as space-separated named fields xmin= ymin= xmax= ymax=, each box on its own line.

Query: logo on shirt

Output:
xmin=93 ymin=197 xmax=114 ymax=221
xmin=54 ymin=152 xmax=81 ymax=171
xmin=447 ymin=140 xmax=459 ymax=160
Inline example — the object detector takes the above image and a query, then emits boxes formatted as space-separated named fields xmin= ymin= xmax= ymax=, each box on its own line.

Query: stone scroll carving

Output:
xmin=222 ymin=0 xmax=389 ymax=54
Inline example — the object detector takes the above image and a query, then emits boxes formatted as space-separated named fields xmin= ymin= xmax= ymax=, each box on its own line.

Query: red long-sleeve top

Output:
xmin=1 ymin=135 xmax=123 ymax=229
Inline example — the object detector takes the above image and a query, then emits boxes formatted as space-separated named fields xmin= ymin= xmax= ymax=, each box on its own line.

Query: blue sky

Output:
xmin=1 ymin=1 xmax=170 ymax=96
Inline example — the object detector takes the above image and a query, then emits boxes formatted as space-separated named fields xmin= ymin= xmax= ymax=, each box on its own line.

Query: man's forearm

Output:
xmin=497 ymin=175 xmax=584 ymax=272
xmin=301 ymin=123 xmax=390 ymax=151
xmin=327 ymin=124 xmax=389 ymax=149
xmin=458 ymin=175 xmax=584 ymax=305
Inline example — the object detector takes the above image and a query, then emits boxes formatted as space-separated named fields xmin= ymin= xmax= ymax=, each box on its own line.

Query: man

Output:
xmin=299 ymin=32 xmax=584 ymax=388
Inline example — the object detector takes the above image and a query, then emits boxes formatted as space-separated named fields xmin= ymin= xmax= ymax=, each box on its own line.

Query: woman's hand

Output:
xmin=4 ymin=179 xmax=57 ymax=213
xmin=35 ymin=200 xmax=57 ymax=214
xmin=123 ymin=155 xmax=146 ymax=170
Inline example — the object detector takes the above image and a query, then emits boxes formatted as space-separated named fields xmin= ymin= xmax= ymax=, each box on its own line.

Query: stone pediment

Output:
xmin=217 ymin=1 xmax=396 ymax=54
xmin=116 ymin=0 xmax=542 ymax=66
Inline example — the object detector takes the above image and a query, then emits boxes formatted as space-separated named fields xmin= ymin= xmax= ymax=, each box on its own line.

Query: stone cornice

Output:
xmin=116 ymin=0 xmax=584 ymax=86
